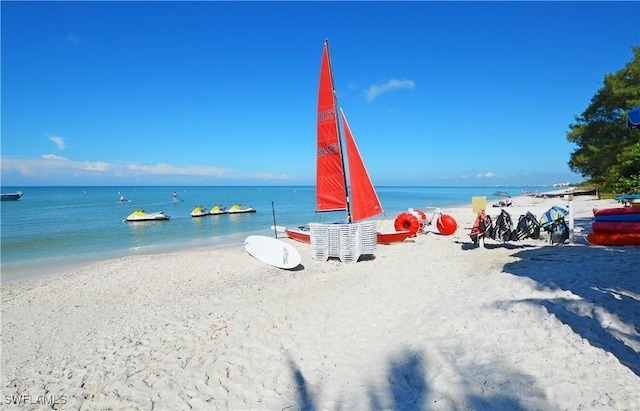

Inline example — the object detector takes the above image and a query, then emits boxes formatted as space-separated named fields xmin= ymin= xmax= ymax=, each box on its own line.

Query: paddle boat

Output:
xmin=227 ymin=204 xmax=256 ymax=214
xmin=190 ymin=206 xmax=209 ymax=217
xmin=209 ymin=204 xmax=228 ymax=215
xmin=1 ymin=191 xmax=23 ymax=201
xmin=125 ymin=210 xmax=170 ymax=222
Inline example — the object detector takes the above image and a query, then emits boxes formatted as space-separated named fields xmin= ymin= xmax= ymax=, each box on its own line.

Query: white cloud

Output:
xmin=42 ymin=154 xmax=68 ymax=160
xmin=366 ymin=79 xmax=415 ymax=102
xmin=0 ymin=155 xmax=299 ymax=184
xmin=47 ymin=135 xmax=66 ymax=150
xmin=127 ymin=163 xmax=228 ymax=177
xmin=244 ymin=172 xmax=296 ymax=181
xmin=476 ymin=172 xmax=496 ymax=179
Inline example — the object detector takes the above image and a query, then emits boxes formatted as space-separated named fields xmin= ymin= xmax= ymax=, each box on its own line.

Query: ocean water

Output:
xmin=0 ymin=185 xmax=547 ymax=281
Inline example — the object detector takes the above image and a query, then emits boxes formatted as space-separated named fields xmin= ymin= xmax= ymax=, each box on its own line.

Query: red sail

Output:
xmin=341 ymin=109 xmax=383 ymax=221
xmin=316 ymin=41 xmax=348 ymax=213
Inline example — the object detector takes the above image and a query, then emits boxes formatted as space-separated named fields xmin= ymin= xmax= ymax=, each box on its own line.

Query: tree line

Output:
xmin=567 ymin=46 xmax=640 ymax=194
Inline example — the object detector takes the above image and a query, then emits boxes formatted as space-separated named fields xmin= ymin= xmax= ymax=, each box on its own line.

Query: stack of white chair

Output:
xmin=309 ymin=222 xmax=376 ymax=263
xmin=358 ymin=222 xmax=377 ymax=255
xmin=309 ymin=223 xmax=330 ymax=261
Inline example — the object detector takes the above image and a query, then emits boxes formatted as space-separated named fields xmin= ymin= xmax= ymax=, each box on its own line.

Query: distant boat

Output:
xmin=493 ymin=191 xmax=511 ymax=198
xmin=1 ymin=191 xmax=23 ymax=201
xmin=538 ymin=188 xmax=597 ymax=198
xmin=125 ymin=210 xmax=170 ymax=222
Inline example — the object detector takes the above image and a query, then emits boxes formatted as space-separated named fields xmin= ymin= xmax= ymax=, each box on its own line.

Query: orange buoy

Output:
xmin=394 ymin=212 xmax=421 ymax=237
xmin=437 ymin=214 xmax=458 ymax=235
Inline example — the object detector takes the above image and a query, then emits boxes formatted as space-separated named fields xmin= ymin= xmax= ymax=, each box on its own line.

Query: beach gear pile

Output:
xmin=469 ymin=209 xmax=543 ymax=247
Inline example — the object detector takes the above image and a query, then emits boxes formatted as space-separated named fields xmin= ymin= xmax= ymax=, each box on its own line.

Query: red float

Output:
xmin=394 ymin=212 xmax=421 ymax=237
xmin=437 ymin=214 xmax=458 ymax=235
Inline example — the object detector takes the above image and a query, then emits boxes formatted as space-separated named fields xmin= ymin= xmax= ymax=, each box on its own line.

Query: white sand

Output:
xmin=2 ymin=195 xmax=639 ymax=410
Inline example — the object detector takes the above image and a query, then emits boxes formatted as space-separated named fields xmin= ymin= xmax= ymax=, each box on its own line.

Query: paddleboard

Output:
xmin=244 ymin=235 xmax=302 ymax=269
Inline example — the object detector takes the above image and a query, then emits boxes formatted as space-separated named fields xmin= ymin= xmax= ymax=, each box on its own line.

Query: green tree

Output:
xmin=567 ymin=47 xmax=640 ymax=193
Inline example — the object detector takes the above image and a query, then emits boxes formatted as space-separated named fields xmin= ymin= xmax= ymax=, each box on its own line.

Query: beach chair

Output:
xmin=309 ymin=222 xmax=376 ymax=263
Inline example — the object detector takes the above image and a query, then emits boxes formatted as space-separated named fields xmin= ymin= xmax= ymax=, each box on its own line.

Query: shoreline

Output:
xmin=0 ymin=197 xmax=478 ymax=284
xmin=2 ymin=194 xmax=638 ymax=410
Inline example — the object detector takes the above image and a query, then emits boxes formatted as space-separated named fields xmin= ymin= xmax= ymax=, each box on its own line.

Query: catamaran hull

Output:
xmin=286 ymin=227 xmax=411 ymax=244
xmin=285 ymin=228 xmax=311 ymax=243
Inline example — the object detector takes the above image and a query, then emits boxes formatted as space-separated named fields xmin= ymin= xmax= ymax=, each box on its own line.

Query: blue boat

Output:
xmin=1 ymin=191 xmax=23 ymax=201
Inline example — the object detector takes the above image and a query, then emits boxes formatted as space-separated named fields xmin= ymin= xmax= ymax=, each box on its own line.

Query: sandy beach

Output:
xmin=2 ymin=194 xmax=638 ymax=410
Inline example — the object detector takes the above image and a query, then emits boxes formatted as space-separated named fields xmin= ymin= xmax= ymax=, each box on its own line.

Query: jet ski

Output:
xmin=125 ymin=210 xmax=170 ymax=222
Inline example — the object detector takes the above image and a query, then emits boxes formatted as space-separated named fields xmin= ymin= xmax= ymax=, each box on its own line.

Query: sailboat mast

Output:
xmin=325 ymin=39 xmax=353 ymax=223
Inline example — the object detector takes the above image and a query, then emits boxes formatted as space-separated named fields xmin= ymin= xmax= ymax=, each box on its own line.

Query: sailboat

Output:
xmin=285 ymin=40 xmax=411 ymax=244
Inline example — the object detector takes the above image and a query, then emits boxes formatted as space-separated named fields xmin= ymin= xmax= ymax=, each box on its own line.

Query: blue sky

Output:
xmin=1 ymin=1 xmax=638 ymax=187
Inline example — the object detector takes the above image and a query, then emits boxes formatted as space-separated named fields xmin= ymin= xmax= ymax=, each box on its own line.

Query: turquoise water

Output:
xmin=0 ymin=185 xmax=547 ymax=281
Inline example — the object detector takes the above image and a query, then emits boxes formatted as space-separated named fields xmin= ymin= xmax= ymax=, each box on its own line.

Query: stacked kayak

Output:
xmin=587 ymin=206 xmax=640 ymax=246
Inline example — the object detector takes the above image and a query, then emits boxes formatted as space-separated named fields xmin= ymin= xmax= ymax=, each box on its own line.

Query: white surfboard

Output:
xmin=244 ymin=235 xmax=301 ymax=270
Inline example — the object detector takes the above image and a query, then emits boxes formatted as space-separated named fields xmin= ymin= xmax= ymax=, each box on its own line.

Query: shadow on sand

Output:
xmin=288 ymin=347 xmax=549 ymax=410
xmin=286 ymin=216 xmax=638 ymax=409
xmin=501 ymin=220 xmax=640 ymax=377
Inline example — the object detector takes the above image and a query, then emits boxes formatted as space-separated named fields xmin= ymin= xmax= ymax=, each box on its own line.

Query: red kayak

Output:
xmin=593 ymin=206 xmax=640 ymax=216
xmin=591 ymin=221 xmax=640 ymax=234
xmin=587 ymin=232 xmax=640 ymax=246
